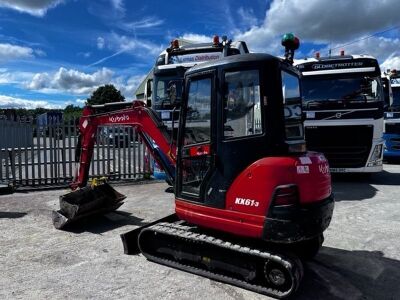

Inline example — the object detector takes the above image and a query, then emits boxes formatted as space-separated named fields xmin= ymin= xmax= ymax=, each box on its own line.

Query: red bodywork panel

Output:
xmin=175 ymin=152 xmax=331 ymax=239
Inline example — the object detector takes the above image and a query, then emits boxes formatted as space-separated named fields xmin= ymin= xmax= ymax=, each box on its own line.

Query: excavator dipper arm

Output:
xmin=72 ymin=100 xmax=176 ymax=189
xmin=52 ymin=100 xmax=177 ymax=229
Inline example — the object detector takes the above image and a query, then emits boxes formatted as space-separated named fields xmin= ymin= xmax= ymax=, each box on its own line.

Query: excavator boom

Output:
xmin=52 ymin=100 xmax=177 ymax=229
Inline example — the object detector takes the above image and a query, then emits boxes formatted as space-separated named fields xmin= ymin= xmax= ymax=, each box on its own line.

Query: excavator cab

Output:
xmin=131 ymin=53 xmax=333 ymax=298
xmin=171 ymin=53 xmax=332 ymax=239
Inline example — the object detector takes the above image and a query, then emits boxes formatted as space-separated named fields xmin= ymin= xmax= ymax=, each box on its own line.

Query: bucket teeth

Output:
xmin=52 ymin=183 xmax=126 ymax=229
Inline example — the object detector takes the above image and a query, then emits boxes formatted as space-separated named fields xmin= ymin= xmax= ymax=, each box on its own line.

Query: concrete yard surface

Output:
xmin=1 ymin=164 xmax=400 ymax=299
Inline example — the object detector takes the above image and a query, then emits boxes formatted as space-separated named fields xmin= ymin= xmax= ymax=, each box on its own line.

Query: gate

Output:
xmin=0 ymin=118 xmax=151 ymax=188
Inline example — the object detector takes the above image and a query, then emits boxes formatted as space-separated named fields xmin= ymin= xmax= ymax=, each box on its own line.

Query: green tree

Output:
xmin=87 ymin=84 xmax=125 ymax=105
xmin=64 ymin=104 xmax=83 ymax=120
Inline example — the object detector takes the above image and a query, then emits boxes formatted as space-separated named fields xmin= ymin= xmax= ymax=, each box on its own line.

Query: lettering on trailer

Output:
xmin=235 ymin=197 xmax=260 ymax=207
xmin=108 ymin=115 xmax=130 ymax=123
xmin=170 ymin=52 xmax=223 ymax=64
xmin=310 ymin=62 xmax=364 ymax=70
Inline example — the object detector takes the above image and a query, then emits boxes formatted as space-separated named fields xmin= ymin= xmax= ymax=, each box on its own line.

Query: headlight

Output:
xmin=367 ymin=144 xmax=383 ymax=166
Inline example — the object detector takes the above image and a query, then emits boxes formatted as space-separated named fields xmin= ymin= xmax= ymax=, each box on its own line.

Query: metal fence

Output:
xmin=0 ymin=118 xmax=150 ymax=188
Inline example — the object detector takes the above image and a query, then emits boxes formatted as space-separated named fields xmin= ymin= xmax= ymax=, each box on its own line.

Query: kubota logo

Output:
xmin=109 ymin=115 xmax=130 ymax=123
xmin=235 ymin=198 xmax=259 ymax=207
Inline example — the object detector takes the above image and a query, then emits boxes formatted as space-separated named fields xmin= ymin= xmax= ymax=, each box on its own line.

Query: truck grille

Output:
xmin=305 ymin=125 xmax=373 ymax=168
xmin=385 ymin=123 xmax=400 ymax=134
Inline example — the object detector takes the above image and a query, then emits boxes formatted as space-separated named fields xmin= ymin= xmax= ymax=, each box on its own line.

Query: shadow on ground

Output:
xmin=331 ymin=169 xmax=400 ymax=202
xmin=295 ymin=246 xmax=400 ymax=299
xmin=60 ymin=210 xmax=149 ymax=234
xmin=0 ymin=211 xmax=27 ymax=219
xmin=332 ymin=179 xmax=378 ymax=202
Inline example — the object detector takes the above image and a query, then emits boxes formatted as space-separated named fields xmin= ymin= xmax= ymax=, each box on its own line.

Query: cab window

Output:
xmin=223 ymin=70 xmax=262 ymax=139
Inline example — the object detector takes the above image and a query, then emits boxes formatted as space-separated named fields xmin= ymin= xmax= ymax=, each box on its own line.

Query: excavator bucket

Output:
xmin=52 ymin=183 xmax=126 ymax=229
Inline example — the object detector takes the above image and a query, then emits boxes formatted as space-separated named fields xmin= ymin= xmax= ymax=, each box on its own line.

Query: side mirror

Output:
xmin=145 ymin=79 xmax=153 ymax=107
xmin=167 ymin=80 xmax=182 ymax=106
xmin=169 ymin=83 xmax=177 ymax=103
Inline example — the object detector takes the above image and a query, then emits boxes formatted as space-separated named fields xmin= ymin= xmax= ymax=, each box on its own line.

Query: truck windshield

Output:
xmin=392 ymin=86 xmax=400 ymax=110
xmin=154 ymin=76 xmax=183 ymax=107
xmin=302 ymin=76 xmax=382 ymax=108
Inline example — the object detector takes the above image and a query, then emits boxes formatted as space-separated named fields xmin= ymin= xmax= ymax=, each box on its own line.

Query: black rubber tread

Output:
xmin=138 ymin=222 xmax=303 ymax=299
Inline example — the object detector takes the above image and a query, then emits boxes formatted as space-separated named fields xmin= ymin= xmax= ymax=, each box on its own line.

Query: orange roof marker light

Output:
xmin=213 ymin=35 xmax=219 ymax=46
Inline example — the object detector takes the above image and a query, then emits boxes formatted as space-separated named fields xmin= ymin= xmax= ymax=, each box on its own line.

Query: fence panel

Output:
xmin=0 ymin=119 xmax=151 ymax=188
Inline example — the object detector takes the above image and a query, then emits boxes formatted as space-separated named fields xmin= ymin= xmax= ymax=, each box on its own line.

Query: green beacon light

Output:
xmin=282 ymin=33 xmax=300 ymax=64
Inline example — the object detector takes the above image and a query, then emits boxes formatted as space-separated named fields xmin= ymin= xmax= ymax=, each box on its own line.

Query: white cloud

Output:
xmin=0 ymin=43 xmax=34 ymax=60
xmin=266 ymin=0 xmax=400 ymax=43
xmin=114 ymin=74 xmax=146 ymax=99
xmin=0 ymin=95 xmax=59 ymax=109
xmin=381 ymin=56 xmax=400 ymax=72
xmin=110 ymin=0 xmax=125 ymax=14
xmin=27 ymin=67 xmax=115 ymax=95
xmin=78 ymin=52 xmax=91 ymax=58
xmin=75 ymin=98 xmax=86 ymax=106
xmin=27 ymin=72 xmax=50 ymax=89
xmin=0 ymin=70 xmax=34 ymax=84
xmin=315 ymin=36 xmax=400 ymax=69
xmin=97 ymin=37 xmax=105 ymax=50
xmin=234 ymin=0 xmax=400 ymax=54
xmin=90 ymin=33 xmax=163 ymax=66
xmin=237 ymin=7 xmax=258 ymax=28
xmin=122 ymin=17 xmax=164 ymax=30
xmin=54 ymin=67 xmax=114 ymax=93
xmin=0 ymin=0 xmax=62 ymax=17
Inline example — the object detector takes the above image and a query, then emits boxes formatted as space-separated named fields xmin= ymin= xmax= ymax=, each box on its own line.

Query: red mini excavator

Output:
xmin=52 ymin=34 xmax=334 ymax=298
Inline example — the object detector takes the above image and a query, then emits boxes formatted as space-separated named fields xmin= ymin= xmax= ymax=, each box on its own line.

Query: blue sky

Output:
xmin=0 ymin=0 xmax=399 ymax=109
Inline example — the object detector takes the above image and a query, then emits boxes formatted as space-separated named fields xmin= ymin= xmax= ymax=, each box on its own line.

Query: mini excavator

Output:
xmin=52 ymin=34 xmax=334 ymax=298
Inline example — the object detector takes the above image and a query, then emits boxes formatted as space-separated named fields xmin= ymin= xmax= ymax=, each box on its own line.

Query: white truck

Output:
xmin=295 ymin=53 xmax=384 ymax=173
xmin=141 ymin=36 xmax=249 ymax=128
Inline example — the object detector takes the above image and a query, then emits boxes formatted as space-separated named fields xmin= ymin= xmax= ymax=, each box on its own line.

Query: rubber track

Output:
xmin=138 ymin=222 xmax=303 ymax=299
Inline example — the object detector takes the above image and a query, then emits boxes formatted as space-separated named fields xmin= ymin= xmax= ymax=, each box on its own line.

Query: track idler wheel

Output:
xmin=264 ymin=256 xmax=303 ymax=294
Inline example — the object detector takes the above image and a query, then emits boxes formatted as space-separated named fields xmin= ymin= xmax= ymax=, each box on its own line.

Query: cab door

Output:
xmin=177 ymin=72 xmax=215 ymax=203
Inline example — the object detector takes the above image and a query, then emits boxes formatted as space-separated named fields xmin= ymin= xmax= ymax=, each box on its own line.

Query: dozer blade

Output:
xmin=120 ymin=214 xmax=178 ymax=255
xmin=52 ymin=183 xmax=126 ymax=229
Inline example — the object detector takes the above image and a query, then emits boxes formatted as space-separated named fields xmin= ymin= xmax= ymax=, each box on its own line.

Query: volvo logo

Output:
xmin=335 ymin=112 xmax=342 ymax=119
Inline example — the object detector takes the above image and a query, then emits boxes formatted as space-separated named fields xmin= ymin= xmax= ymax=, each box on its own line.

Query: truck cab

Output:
xmin=383 ymin=70 xmax=400 ymax=161
xmin=143 ymin=37 xmax=249 ymax=128
xmin=295 ymin=54 xmax=384 ymax=173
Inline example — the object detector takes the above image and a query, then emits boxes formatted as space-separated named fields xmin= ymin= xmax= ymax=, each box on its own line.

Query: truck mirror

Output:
xmin=145 ymin=79 xmax=153 ymax=107
xmin=167 ymin=80 xmax=182 ymax=106
xmin=169 ymin=83 xmax=177 ymax=103
xmin=146 ymin=79 xmax=152 ymax=98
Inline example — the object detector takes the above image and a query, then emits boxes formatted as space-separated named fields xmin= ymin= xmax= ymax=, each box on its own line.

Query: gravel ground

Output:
xmin=1 ymin=164 xmax=400 ymax=300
